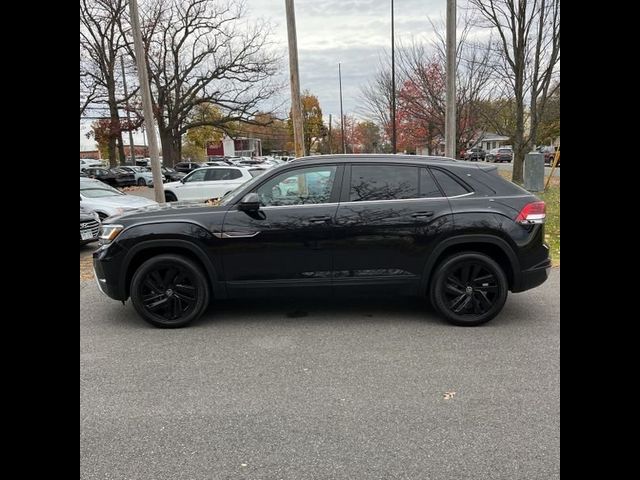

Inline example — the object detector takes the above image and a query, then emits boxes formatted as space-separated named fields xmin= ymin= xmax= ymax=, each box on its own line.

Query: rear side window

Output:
xmin=206 ymin=168 xmax=242 ymax=181
xmin=430 ymin=168 xmax=470 ymax=197
xmin=350 ymin=165 xmax=418 ymax=201
xmin=419 ymin=168 xmax=442 ymax=198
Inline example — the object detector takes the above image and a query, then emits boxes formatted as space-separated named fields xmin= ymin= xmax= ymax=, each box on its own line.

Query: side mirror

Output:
xmin=238 ymin=192 xmax=261 ymax=212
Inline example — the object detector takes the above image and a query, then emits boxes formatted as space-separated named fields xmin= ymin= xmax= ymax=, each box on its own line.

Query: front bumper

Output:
xmin=93 ymin=245 xmax=128 ymax=300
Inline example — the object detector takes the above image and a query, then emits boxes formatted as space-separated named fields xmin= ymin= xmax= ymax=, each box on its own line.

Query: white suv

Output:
xmin=80 ymin=158 xmax=104 ymax=171
xmin=163 ymin=166 xmax=258 ymax=202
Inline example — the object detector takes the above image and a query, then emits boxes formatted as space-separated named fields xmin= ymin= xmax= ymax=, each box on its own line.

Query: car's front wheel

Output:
xmin=164 ymin=191 xmax=177 ymax=202
xmin=430 ymin=252 xmax=508 ymax=326
xmin=138 ymin=178 xmax=146 ymax=186
xmin=130 ymin=254 xmax=210 ymax=328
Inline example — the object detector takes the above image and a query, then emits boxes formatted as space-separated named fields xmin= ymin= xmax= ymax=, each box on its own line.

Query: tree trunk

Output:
xmin=107 ymin=135 xmax=117 ymax=168
xmin=116 ymin=133 xmax=127 ymax=166
xmin=159 ymin=127 xmax=181 ymax=166
xmin=107 ymin=85 xmax=121 ymax=169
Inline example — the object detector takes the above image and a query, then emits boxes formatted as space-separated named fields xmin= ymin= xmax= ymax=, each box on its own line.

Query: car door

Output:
xmin=219 ymin=164 xmax=343 ymax=297
xmin=332 ymin=163 xmax=454 ymax=295
xmin=170 ymin=168 xmax=209 ymax=200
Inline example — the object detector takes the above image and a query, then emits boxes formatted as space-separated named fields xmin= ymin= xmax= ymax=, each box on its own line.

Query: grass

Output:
xmin=499 ymin=170 xmax=560 ymax=266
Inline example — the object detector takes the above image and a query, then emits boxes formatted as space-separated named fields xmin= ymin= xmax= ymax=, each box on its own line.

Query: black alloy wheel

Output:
xmin=138 ymin=178 xmax=146 ymax=186
xmin=431 ymin=252 xmax=508 ymax=326
xmin=130 ymin=254 xmax=209 ymax=328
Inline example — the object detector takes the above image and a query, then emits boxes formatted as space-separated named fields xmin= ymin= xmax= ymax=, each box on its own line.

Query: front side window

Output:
xmin=256 ymin=166 xmax=337 ymax=206
xmin=183 ymin=169 xmax=207 ymax=183
xmin=350 ymin=165 xmax=418 ymax=202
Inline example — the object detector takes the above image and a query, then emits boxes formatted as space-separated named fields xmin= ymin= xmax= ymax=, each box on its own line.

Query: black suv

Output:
xmin=93 ymin=155 xmax=550 ymax=328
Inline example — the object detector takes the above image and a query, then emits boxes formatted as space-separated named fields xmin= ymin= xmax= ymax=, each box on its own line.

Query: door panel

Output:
xmin=219 ymin=164 xmax=343 ymax=297
xmin=332 ymin=164 xmax=454 ymax=294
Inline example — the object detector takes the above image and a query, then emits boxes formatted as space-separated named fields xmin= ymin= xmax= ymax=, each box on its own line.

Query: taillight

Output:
xmin=515 ymin=201 xmax=546 ymax=225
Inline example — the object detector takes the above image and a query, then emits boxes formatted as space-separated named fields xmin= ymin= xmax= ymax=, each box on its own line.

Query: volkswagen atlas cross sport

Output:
xmin=93 ymin=155 xmax=551 ymax=328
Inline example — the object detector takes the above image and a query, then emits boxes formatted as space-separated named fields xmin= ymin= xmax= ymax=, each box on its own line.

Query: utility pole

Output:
xmin=120 ymin=56 xmax=136 ymax=166
xmin=285 ymin=0 xmax=304 ymax=158
xmin=328 ymin=113 xmax=332 ymax=154
xmin=391 ymin=0 xmax=397 ymax=154
xmin=445 ymin=0 xmax=456 ymax=159
xmin=128 ymin=0 xmax=164 ymax=202
xmin=339 ymin=63 xmax=346 ymax=154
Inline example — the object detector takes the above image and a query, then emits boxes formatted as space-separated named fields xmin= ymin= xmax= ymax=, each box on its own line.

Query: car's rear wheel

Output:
xmin=138 ymin=178 xmax=146 ymax=186
xmin=430 ymin=252 xmax=508 ymax=326
xmin=130 ymin=254 xmax=210 ymax=328
xmin=164 ymin=191 xmax=177 ymax=202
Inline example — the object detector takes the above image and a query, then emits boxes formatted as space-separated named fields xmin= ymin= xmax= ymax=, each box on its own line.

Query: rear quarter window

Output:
xmin=430 ymin=168 xmax=470 ymax=197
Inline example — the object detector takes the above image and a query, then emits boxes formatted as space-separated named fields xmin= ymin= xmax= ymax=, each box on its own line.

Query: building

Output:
xmin=477 ymin=133 xmax=510 ymax=151
xmin=206 ymin=135 xmax=262 ymax=158
xmin=80 ymin=145 xmax=150 ymax=160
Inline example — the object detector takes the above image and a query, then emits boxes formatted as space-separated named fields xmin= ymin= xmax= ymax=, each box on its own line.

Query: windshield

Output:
xmin=81 ymin=187 xmax=123 ymax=198
xmin=498 ymin=149 xmax=511 ymax=153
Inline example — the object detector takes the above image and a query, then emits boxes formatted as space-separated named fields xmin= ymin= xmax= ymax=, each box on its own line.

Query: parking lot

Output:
xmin=81 ymin=263 xmax=559 ymax=479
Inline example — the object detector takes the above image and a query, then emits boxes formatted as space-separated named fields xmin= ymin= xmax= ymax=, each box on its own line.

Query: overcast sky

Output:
xmin=81 ymin=0 xmax=449 ymax=150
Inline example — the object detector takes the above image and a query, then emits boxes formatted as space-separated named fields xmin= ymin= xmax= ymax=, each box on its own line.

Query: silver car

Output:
xmin=80 ymin=178 xmax=158 ymax=220
xmin=118 ymin=166 xmax=165 ymax=186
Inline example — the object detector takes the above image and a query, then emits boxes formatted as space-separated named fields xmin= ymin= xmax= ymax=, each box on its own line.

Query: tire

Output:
xmin=164 ymin=191 xmax=177 ymax=202
xmin=430 ymin=252 xmax=508 ymax=326
xmin=130 ymin=254 xmax=210 ymax=328
xmin=137 ymin=178 xmax=146 ymax=186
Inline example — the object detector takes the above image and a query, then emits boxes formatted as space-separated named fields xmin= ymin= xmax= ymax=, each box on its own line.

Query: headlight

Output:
xmin=99 ymin=224 xmax=124 ymax=244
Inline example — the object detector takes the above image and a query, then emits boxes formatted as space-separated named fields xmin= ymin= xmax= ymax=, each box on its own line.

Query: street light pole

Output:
xmin=339 ymin=63 xmax=346 ymax=154
xmin=391 ymin=0 xmax=397 ymax=154
xmin=445 ymin=0 xmax=457 ymax=158
xmin=285 ymin=0 xmax=305 ymax=158
xmin=128 ymin=0 xmax=164 ymax=202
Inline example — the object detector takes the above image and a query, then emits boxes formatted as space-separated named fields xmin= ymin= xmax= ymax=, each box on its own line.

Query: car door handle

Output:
xmin=411 ymin=211 xmax=434 ymax=218
xmin=309 ymin=216 xmax=332 ymax=223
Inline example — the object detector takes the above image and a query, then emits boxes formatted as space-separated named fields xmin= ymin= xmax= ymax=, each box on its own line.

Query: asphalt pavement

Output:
xmin=80 ymin=269 xmax=559 ymax=479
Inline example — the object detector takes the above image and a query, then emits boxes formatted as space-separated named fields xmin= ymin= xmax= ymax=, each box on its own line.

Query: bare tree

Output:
xmin=469 ymin=0 xmax=560 ymax=183
xmin=398 ymin=12 xmax=494 ymax=156
xmin=128 ymin=0 xmax=282 ymax=165
xmin=359 ymin=13 xmax=494 ymax=156
xmin=81 ymin=0 xmax=138 ymax=166
xmin=358 ymin=53 xmax=396 ymax=146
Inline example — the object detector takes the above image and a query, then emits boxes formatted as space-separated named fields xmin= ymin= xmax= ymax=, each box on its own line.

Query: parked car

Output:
xmin=80 ymin=178 xmax=158 ymax=220
xmin=161 ymin=166 xmax=186 ymax=183
xmin=464 ymin=147 xmax=486 ymax=161
xmin=84 ymin=167 xmax=137 ymax=187
xmin=93 ymin=154 xmax=551 ymax=328
xmin=80 ymin=158 xmax=103 ymax=172
xmin=80 ymin=204 xmax=101 ymax=245
xmin=486 ymin=148 xmax=513 ymax=163
xmin=162 ymin=166 xmax=255 ymax=202
xmin=118 ymin=166 xmax=165 ymax=186
xmin=538 ymin=146 xmax=559 ymax=166
xmin=174 ymin=162 xmax=206 ymax=174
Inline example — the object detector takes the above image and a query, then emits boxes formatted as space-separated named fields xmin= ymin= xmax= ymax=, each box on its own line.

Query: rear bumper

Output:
xmin=512 ymin=258 xmax=552 ymax=293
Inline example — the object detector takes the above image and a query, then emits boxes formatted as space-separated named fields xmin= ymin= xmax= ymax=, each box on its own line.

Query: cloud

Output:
xmin=247 ymin=0 xmax=448 ymax=122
